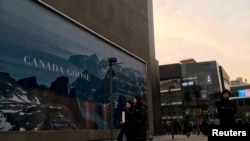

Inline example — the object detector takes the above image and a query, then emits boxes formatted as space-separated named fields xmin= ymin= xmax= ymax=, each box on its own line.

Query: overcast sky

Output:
xmin=153 ymin=0 xmax=250 ymax=82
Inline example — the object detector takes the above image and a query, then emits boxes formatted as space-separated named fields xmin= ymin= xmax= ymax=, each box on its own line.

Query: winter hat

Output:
xmin=221 ymin=89 xmax=231 ymax=96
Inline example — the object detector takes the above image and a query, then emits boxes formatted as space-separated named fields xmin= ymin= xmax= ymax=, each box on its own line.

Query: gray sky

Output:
xmin=153 ymin=0 xmax=250 ymax=82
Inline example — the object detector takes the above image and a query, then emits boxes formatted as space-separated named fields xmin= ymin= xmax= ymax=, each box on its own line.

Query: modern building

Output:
xmin=0 ymin=0 xmax=161 ymax=141
xmin=160 ymin=59 xmax=230 ymax=130
xmin=230 ymin=77 xmax=250 ymax=121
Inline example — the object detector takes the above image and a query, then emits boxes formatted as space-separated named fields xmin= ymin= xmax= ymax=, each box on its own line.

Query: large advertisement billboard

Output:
xmin=0 ymin=0 xmax=146 ymax=131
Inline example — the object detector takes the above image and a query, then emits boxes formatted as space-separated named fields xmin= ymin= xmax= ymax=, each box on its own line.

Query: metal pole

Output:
xmin=169 ymin=86 xmax=174 ymax=140
xmin=108 ymin=57 xmax=116 ymax=141
xmin=195 ymin=99 xmax=200 ymax=135
xmin=109 ymin=62 xmax=114 ymax=141
xmin=170 ymin=101 xmax=174 ymax=139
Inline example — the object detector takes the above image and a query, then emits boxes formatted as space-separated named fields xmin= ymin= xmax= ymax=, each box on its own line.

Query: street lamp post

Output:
xmin=108 ymin=57 xmax=117 ymax=141
xmin=169 ymin=86 xmax=175 ymax=140
xmin=193 ymin=98 xmax=200 ymax=135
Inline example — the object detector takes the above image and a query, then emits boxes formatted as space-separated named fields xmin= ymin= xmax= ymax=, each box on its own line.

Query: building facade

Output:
xmin=0 ymin=0 xmax=161 ymax=140
xmin=230 ymin=78 xmax=250 ymax=122
xmin=160 ymin=60 xmax=230 ymax=134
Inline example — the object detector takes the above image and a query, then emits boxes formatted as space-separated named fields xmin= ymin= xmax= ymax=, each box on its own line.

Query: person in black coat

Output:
xmin=133 ymin=95 xmax=148 ymax=141
xmin=215 ymin=89 xmax=237 ymax=130
xmin=117 ymin=100 xmax=134 ymax=141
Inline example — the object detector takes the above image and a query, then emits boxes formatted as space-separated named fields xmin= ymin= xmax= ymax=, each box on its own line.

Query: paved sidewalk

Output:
xmin=101 ymin=134 xmax=208 ymax=141
xmin=152 ymin=134 xmax=208 ymax=141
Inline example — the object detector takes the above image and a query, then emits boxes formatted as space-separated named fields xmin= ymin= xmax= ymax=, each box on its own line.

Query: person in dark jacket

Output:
xmin=117 ymin=100 xmax=134 ymax=141
xmin=123 ymin=100 xmax=135 ymax=141
xmin=215 ymin=89 xmax=237 ymax=129
xmin=133 ymin=95 xmax=148 ymax=141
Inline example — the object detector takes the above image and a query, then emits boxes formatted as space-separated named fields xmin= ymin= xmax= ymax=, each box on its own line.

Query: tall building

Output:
xmin=160 ymin=60 xmax=230 ymax=131
xmin=0 ymin=0 xmax=160 ymax=140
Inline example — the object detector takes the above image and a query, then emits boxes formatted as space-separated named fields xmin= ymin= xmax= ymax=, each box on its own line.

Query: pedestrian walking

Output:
xmin=117 ymin=100 xmax=134 ymax=141
xmin=215 ymin=89 xmax=237 ymax=129
xmin=133 ymin=95 xmax=148 ymax=141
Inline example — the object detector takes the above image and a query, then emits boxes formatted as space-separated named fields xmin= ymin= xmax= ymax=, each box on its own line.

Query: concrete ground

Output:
xmin=101 ymin=134 xmax=208 ymax=141
xmin=151 ymin=134 xmax=208 ymax=141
